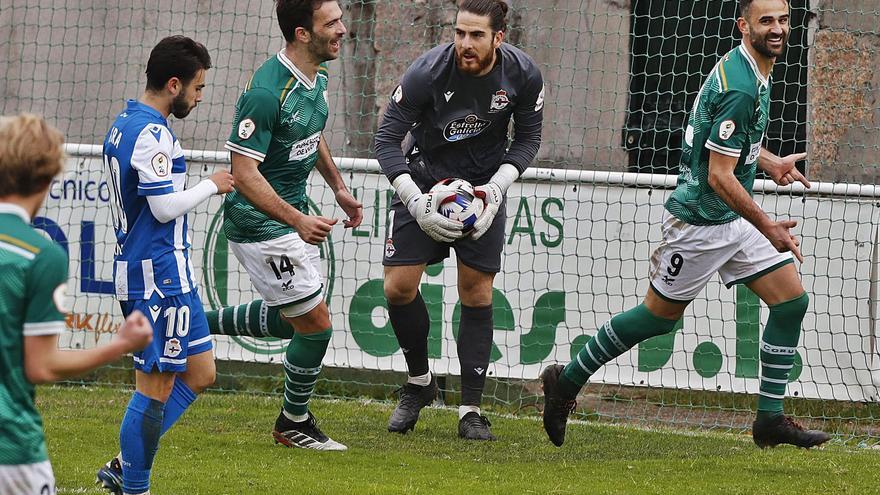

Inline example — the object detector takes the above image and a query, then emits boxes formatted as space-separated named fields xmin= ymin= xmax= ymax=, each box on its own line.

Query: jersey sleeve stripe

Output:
xmin=706 ymin=140 xmax=741 ymax=157
xmin=0 ymin=240 xmax=37 ymax=260
xmin=23 ymin=321 xmax=65 ymax=336
xmin=0 ymin=234 xmax=40 ymax=254
xmin=138 ymin=180 xmax=174 ymax=189
xmin=225 ymin=142 xmax=266 ymax=162
xmin=719 ymin=63 xmax=729 ymax=91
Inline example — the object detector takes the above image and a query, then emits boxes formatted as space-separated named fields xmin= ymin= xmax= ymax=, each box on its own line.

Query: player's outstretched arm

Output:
xmin=230 ymin=151 xmax=336 ymax=244
xmin=758 ymin=149 xmax=810 ymax=188
xmin=146 ymin=170 xmax=234 ymax=223
xmin=23 ymin=311 xmax=152 ymax=384
xmin=708 ymin=150 xmax=803 ymax=262
xmin=315 ymin=134 xmax=362 ymax=228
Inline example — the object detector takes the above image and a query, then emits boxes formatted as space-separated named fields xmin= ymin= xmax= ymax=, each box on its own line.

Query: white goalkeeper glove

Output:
xmin=472 ymin=163 xmax=520 ymax=240
xmin=393 ymin=174 xmax=463 ymax=243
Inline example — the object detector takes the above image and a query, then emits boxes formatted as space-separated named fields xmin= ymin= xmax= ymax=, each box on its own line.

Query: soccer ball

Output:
xmin=431 ymin=178 xmax=485 ymax=233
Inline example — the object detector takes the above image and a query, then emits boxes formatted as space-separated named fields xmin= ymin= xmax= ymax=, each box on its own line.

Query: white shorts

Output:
xmin=0 ymin=461 xmax=55 ymax=495
xmin=648 ymin=212 xmax=793 ymax=302
xmin=229 ymin=232 xmax=324 ymax=317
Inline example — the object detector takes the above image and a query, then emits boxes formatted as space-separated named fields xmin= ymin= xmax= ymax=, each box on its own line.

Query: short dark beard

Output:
xmin=170 ymin=91 xmax=192 ymax=119
xmin=307 ymin=31 xmax=338 ymax=63
xmin=751 ymin=29 xmax=788 ymax=58
xmin=455 ymin=47 xmax=495 ymax=75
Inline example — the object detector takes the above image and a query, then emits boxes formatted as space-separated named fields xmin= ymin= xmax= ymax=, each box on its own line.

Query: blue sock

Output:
xmin=161 ymin=378 xmax=197 ymax=436
xmin=120 ymin=391 xmax=164 ymax=495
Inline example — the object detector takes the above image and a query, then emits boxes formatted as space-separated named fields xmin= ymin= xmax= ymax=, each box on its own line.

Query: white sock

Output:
xmin=282 ymin=409 xmax=309 ymax=423
xmin=459 ymin=405 xmax=480 ymax=419
xmin=407 ymin=371 xmax=432 ymax=387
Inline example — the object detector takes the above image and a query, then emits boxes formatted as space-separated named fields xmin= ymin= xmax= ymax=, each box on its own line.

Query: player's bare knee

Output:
xmin=384 ymin=280 xmax=418 ymax=306
xmin=284 ymin=303 xmax=331 ymax=334
xmin=187 ymin=364 xmax=216 ymax=393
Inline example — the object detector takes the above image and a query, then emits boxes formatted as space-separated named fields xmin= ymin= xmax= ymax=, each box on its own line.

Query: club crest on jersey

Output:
xmin=151 ymin=153 xmax=170 ymax=177
xmin=443 ymin=114 xmax=491 ymax=142
xmin=489 ymin=89 xmax=509 ymax=113
xmin=238 ymin=118 xmax=255 ymax=140
xmin=164 ymin=338 xmax=182 ymax=358
xmin=719 ymin=120 xmax=736 ymax=140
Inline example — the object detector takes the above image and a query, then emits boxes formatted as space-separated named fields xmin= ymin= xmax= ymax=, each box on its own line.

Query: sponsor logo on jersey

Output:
xmin=444 ymin=91 xmax=454 ymax=102
xmin=443 ymin=114 xmax=491 ymax=142
xmin=238 ymin=118 xmax=255 ymax=140
xmin=489 ymin=89 xmax=509 ymax=113
xmin=164 ymin=338 xmax=182 ymax=358
xmin=392 ymin=85 xmax=403 ymax=103
xmin=53 ymin=283 xmax=68 ymax=313
xmin=151 ymin=153 xmax=170 ymax=177
xmin=719 ymin=120 xmax=736 ymax=140
xmin=535 ymin=84 xmax=545 ymax=112
xmin=288 ymin=132 xmax=322 ymax=162
xmin=745 ymin=141 xmax=761 ymax=165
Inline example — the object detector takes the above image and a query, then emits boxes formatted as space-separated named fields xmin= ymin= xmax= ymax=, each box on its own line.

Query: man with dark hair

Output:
xmin=95 ymin=36 xmax=234 ymax=495
xmin=540 ymin=0 xmax=831 ymax=450
xmin=374 ymin=0 xmax=543 ymax=441
xmin=211 ymin=0 xmax=362 ymax=451
xmin=0 ymin=113 xmax=152 ymax=495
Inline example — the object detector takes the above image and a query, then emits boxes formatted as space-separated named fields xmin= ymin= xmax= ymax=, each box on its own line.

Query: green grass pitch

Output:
xmin=39 ymin=386 xmax=879 ymax=494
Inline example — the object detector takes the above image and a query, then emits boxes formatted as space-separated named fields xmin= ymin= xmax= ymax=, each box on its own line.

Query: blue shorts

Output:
xmin=120 ymin=290 xmax=213 ymax=373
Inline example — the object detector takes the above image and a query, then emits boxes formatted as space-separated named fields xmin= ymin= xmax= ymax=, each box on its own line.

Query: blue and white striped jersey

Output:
xmin=102 ymin=99 xmax=197 ymax=301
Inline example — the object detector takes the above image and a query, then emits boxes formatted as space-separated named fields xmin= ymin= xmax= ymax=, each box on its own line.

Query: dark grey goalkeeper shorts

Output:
xmin=382 ymin=194 xmax=507 ymax=274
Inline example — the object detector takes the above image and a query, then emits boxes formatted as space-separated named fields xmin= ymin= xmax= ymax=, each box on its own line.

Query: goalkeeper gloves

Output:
xmin=472 ymin=163 xmax=520 ymax=240
xmin=392 ymin=174 xmax=463 ymax=243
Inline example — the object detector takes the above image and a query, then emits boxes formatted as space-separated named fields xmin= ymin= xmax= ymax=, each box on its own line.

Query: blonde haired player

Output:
xmin=0 ymin=113 xmax=152 ymax=494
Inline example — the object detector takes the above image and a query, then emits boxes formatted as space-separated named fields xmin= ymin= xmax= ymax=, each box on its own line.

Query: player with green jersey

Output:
xmin=540 ymin=0 xmax=831 ymax=449
xmin=667 ymin=43 xmax=772 ymax=226
xmin=0 ymin=114 xmax=151 ymax=494
xmin=216 ymin=0 xmax=362 ymax=451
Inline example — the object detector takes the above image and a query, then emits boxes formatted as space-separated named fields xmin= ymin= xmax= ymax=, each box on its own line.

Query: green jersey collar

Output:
xmin=738 ymin=44 xmax=769 ymax=89
xmin=0 ymin=202 xmax=31 ymax=223
xmin=277 ymin=51 xmax=318 ymax=90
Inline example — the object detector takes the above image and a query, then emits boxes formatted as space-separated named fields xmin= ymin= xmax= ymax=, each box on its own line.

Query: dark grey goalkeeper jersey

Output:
xmin=375 ymin=42 xmax=544 ymax=189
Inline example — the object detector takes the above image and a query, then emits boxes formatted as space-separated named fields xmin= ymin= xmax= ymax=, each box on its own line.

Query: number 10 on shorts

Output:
xmin=164 ymin=306 xmax=190 ymax=338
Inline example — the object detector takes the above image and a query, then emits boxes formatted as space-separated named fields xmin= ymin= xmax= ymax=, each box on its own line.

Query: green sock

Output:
xmin=282 ymin=329 xmax=332 ymax=417
xmin=756 ymin=292 xmax=808 ymax=420
xmin=206 ymin=300 xmax=295 ymax=339
xmin=559 ymin=304 xmax=679 ymax=398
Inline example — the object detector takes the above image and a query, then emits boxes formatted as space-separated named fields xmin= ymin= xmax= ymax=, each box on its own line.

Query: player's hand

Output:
xmin=115 ymin=310 xmax=153 ymax=353
xmin=294 ymin=215 xmax=338 ymax=245
xmin=406 ymin=190 xmax=463 ymax=243
xmin=472 ymin=182 xmax=503 ymax=240
xmin=209 ymin=170 xmax=235 ymax=194
xmin=335 ymin=189 xmax=363 ymax=228
xmin=767 ymin=153 xmax=810 ymax=188
xmin=761 ymin=219 xmax=803 ymax=263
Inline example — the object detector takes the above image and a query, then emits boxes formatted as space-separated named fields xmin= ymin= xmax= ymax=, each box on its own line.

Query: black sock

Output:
xmin=457 ymin=304 xmax=493 ymax=406
xmin=388 ymin=291 xmax=430 ymax=377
